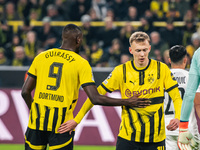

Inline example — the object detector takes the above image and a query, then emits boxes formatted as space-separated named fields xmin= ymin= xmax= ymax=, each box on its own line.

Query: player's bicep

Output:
xmin=22 ymin=75 xmax=36 ymax=94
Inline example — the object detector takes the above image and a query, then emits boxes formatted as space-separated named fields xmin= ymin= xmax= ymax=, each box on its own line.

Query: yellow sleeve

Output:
xmin=74 ymin=65 xmax=122 ymax=124
xmin=168 ymin=87 xmax=182 ymax=119
xmin=163 ymin=63 xmax=178 ymax=90
xmin=79 ymin=60 xmax=95 ymax=86
xmin=28 ymin=55 xmax=39 ymax=76
xmin=74 ymin=85 xmax=107 ymax=124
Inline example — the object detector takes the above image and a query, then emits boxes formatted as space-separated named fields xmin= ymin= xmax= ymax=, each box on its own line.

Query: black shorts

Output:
xmin=25 ymin=127 xmax=75 ymax=150
xmin=116 ymin=136 xmax=165 ymax=150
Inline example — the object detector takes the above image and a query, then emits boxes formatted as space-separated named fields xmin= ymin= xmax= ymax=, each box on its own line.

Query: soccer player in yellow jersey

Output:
xmin=21 ymin=25 xmax=150 ymax=150
xmin=58 ymin=31 xmax=183 ymax=150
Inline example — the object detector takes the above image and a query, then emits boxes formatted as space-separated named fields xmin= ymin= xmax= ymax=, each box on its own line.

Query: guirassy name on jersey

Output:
xmin=45 ymin=51 xmax=75 ymax=63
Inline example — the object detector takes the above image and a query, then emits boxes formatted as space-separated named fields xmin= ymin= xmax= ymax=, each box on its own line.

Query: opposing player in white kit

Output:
xmin=164 ymin=45 xmax=200 ymax=150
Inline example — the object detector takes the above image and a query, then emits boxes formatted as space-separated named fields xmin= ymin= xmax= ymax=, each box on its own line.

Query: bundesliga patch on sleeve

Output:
xmin=171 ymin=72 xmax=176 ymax=81
xmin=103 ymin=73 xmax=112 ymax=85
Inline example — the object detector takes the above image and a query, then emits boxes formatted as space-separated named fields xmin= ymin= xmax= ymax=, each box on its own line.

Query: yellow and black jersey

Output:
xmin=27 ymin=48 xmax=95 ymax=132
xmin=99 ymin=59 xmax=182 ymax=143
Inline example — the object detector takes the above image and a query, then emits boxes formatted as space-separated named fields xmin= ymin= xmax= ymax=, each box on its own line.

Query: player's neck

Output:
xmin=171 ymin=64 xmax=185 ymax=69
xmin=134 ymin=59 xmax=149 ymax=68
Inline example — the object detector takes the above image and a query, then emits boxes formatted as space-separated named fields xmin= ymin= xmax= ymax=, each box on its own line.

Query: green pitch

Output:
xmin=0 ymin=144 xmax=115 ymax=150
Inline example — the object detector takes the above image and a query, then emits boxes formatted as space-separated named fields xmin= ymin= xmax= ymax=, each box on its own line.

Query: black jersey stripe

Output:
xmin=35 ymin=103 xmax=40 ymax=130
xmin=69 ymin=99 xmax=77 ymax=110
xmin=123 ymin=64 xmax=126 ymax=83
xmin=61 ymin=107 xmax=67 ymax=124
xmin=139 ymin=71 xmax=145 ymax=85
xmin=27 ymin=72 xmax=37 ymax=79
xmin=30 ymin=109 xmax=33 ymax=124
xmin=72 ymin=99 xmax=77 ymax=103
xmin=125 ymin=106 xmax=136 ymax=141
xmin=122 ymin=106 xmax=128 ymax=136
xmin=149 ymin=115 xmax=154 ymax=142
xmin=165 ymin=84 xmax=178 ymax=92
xmin=101 ymin=84 xmax=112 ymax=93
xmin=149 ymin=97 xmax=164 ymax=105
xmin=43 ymin=106 xmax=50 ymax=131
xmin=158 ymin=106 xmax=163 ymax=135
xmin=157 ymin=61 xmax=160 ymax=79
xmin=137 ymin=113 xmax=145 ymax=142
xmin=81 ymin=82 xmax=96 ymax=88
xmin=52 ymin=107 xmax=58 ymax=132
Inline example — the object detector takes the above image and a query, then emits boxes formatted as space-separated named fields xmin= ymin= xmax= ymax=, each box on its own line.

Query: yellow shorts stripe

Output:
xmin=25 ymin=136 xmax=46 ymax=150
xmin=49 ymin=137 xmax=72 ymax=150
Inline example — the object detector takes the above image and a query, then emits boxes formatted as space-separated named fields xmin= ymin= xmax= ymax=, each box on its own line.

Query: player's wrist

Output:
xmin=179 ymin=121 xmax=189 ymax=130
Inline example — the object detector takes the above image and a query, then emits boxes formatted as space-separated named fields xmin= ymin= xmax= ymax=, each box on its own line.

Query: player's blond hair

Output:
xmin=129 ymin=31 xmax=150 ymax=45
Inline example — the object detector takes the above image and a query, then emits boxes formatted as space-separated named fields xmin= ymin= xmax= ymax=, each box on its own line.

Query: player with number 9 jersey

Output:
xmin=27 ymin=48 xmax=95 ymax=132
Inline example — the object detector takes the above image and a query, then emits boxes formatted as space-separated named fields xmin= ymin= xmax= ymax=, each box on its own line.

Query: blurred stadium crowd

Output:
xmin=0 ymin=0 xmax=200 ymax=68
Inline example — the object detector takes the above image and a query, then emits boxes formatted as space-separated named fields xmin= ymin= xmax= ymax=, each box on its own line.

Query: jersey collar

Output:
xmin=131 ymin=59 xmax=151 ymax=72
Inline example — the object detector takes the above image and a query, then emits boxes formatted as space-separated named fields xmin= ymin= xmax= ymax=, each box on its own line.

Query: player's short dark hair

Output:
xmin=169 ymin=45 xmax=187 ymax=63
xmin=62 ymin=24 xmax=82 ymax=35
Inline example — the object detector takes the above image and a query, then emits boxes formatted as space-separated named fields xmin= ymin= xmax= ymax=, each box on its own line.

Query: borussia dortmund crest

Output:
xmin=148 ymin=74 xmax=154 ymax=84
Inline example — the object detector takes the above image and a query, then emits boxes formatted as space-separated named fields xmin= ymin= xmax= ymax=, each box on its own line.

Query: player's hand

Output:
xmin=57 ymin=119 xmax=78 ymax=134
xmin=178 ymin=128 xmax=193 ymax=150
xmin=167 ymin=118 xmax=179 ymax=131
xmin=177 ymin=121 xmax=197 ymax=150
xmin=128 ymin=93 xmax=151 ymax=108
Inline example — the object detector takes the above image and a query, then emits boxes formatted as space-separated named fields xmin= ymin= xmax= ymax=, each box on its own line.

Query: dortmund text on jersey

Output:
xmin=27 ymin=48 xmax=95 ymax=133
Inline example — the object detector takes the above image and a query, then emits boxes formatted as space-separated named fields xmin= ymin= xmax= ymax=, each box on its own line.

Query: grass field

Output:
xmin=0 ymin=144 xmax=115 ymax=150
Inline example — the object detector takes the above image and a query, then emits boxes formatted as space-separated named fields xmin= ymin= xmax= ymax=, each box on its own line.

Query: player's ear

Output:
xmin=76 ymin=36 xmax=80 ymax=44
xmin=76 ymin=33 xmax=82 ymax=44
xmin=149 ymin=45 xmax=151 ymax=52
xmin=169 ymin=58 xmax=171 ymax=64
xmin=183 ymin=55 xmax=187 ymax=64
xmin=129 ymin=47 xmax=133 ymax=54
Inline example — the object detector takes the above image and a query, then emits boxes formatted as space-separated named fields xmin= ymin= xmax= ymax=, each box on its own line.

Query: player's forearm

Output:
xmin=74 ymin=85 xmax=107 ymax=124
xmin=21 ymin=92 xmax=32 ymax=110
xmin=180 ymin=74 xmax=199 ymax=121
xmin=168 ymin=87 xmax=182 ymax=119
xmin=92 ymin=94 xmax=130 ymax=106
xmin=74 ymin=98 xmax=94 ymax=124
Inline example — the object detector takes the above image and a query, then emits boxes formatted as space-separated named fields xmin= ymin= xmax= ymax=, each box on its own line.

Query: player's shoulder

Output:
xmin=171 ymin=68 xmax=188 ymax=74
xmin=114 ymin=60 xmax=132 ymax=71
xmin=150 ymin=59 xmax=168 ymax=68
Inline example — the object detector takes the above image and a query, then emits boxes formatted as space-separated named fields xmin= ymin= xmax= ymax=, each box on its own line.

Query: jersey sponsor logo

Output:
xmin=39 ymin=92 xmax=64 ymax=102
xmin=125 ymin=86 xmax=161 ymax=97
xmin=125 ymin=89 xmax=132 ymax=97
xmin=45 ymin=51 xmax=75 ymax=63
